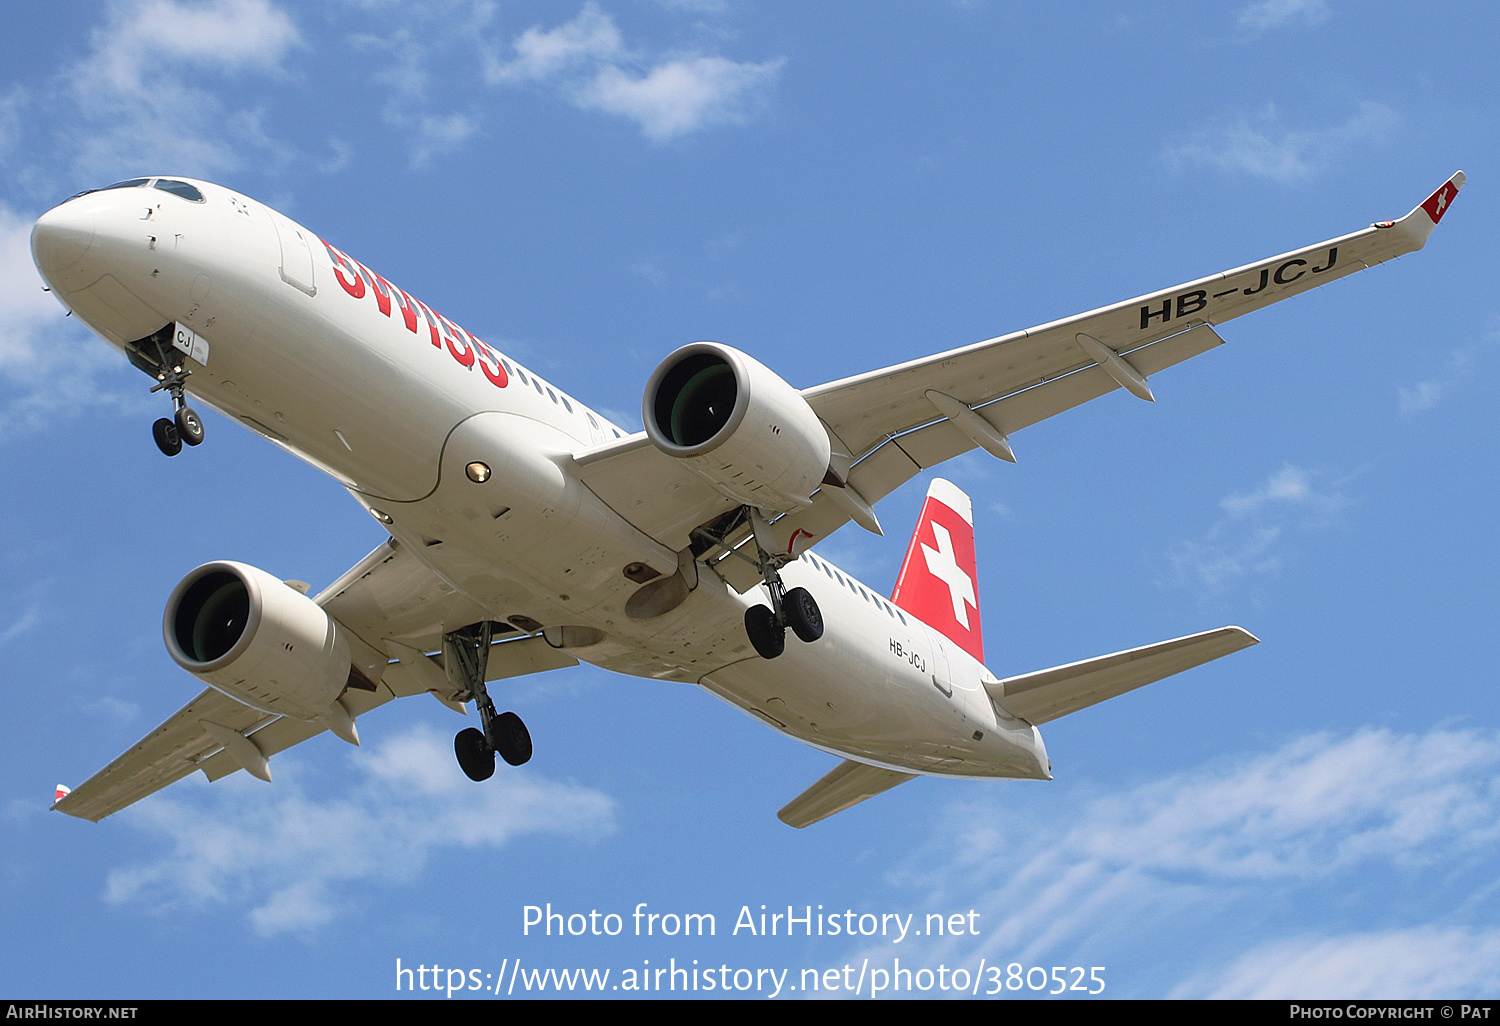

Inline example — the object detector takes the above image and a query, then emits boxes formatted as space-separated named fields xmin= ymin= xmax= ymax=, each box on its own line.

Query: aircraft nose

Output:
xmin=31 ymin=201 xmax=97 ymax=283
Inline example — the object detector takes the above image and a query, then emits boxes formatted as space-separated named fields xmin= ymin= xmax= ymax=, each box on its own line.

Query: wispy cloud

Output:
xmin=84 ymin=0 xmax=300 ymax=94
xmin=104 ymin=724 xmax=617 ymax=936
xmin=1166 ymin=101 xmax=1396 ymax=184
xmin=351 ymin=26 xmax=481 ymax=169
xmin=1165 ymin=464 xmax=1347 ymax=595
xmin=0 ymin=602 xmax=41 ymax=647
xmin=482 ymin=2 xmax=783 ymax=142
xmin=870 ymin=727 xmax=1500 ymax=997
xmin=59 ymin=0 xmax=301 ymax=182
xmin=1398 ymin=328 xmax=1497 ymax=415
xmin=0 ymin=204 xmax=65 ymax=371
xmin=1174 ymin=926 xmax=1500 ymax=998
xmin=1236 ymin=0 xmax=1331 ymax=33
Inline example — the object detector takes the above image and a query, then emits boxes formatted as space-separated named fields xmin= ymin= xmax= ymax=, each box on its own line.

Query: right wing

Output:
xmin=53 ymin=538 xmax=577 ymax=822
xmin=754 ymin=174 xmax=1466 ymax=579
xmin=575 ymin=174 xmax=1464 ymax=590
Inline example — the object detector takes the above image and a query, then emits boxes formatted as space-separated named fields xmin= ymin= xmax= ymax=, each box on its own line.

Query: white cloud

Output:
xmin=1218 ymin=463 xmax=1343 ymax=521
xmin=353 ymin=26 xmax=480 ymax=168
xmin=870 ymin=727 xmax=1500 ymax=996
xmin=1398 ymin=330 xmax=1495 ymax=415
xmin=0 ymin=602 xmax=41 ymax=648
xmin=85 ymin=0 xmax=300 ymax=95
xmin=1166 ymin=102 xmax=1397 ymax=184
xmin=1166 ymin=464 xmax=1347 ymax=595
xmin=1174 ymin=927 xmax=1500 ymax=998
xmin=484 ymin=3 xmax=783 ymax=141
xmin=104 ymin=724 xmax=616 ymax=936
xmin=1237 ymin=0 xmax=1331 ymax=33
xmin=0 ymin=205 xmax=64 ymax=371
xmin=488 ymin=2 xmax=625 ymax=84
xmin=57 ymin=0 xmax=301 ymax=181
xmin=579 ymin=56 xmax=783 ymax=142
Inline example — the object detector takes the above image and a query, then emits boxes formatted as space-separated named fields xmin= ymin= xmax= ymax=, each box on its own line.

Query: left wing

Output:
xmin=53 ymin=539 xmax=577 ymax=822
xmin=575 ymin=174 xmax=1464 ymax=587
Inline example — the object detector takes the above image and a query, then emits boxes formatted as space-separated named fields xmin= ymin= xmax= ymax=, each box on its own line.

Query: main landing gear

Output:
xmin=445 ymin=622 xmax=533 ymax=781
xmin=741 ymin=508 xmax=823 ymax=660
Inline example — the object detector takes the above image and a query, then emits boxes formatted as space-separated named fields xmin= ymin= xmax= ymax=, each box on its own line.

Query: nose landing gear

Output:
xmin=140 ymin=327 xmax=206 ymax=457
xmin=445 ymin=622 xmax=534 ymax=781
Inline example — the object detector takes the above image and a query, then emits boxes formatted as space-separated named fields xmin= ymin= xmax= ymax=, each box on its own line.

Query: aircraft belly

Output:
xmin=696 ymin=563 xmax=1047 ymax=777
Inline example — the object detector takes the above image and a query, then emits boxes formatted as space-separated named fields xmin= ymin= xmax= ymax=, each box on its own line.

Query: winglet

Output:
xmin=1388 ymin=171 xmax=1465 ymax=249
xmin=51 ymin=784 xmax=71 ymax=810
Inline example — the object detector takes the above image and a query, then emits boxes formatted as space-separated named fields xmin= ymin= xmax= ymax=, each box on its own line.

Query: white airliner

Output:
xmin=32 ymin=171 xmax=1463 ymax=827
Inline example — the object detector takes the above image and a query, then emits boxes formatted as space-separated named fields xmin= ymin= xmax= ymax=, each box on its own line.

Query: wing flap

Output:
xmin=989 ymin=626 xmax=1259 ymax=725
xmin=197 ymin=683 xmax=400 ymax=782
xmin=778 ymin=759 xmax=917 ymax=829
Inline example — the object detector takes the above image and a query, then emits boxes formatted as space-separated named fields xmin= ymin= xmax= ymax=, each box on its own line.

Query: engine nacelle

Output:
xmin=643 ymin=342 xmax=831 ymax=513
xmin=163 ymin=561 xmax=352 ymax=721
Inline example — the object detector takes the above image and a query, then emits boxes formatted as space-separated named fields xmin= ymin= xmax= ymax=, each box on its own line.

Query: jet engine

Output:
xmin=643 ymin=342 xmax=831 ymax=514
xmin=163 ymin=561 xmax=353 ymax=721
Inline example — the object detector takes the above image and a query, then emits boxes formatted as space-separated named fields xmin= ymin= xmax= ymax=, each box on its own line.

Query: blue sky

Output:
xmin=2 ymin=0 xmax=1498 ymax=1000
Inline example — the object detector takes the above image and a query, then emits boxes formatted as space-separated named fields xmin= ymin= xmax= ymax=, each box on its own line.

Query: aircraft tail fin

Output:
xmin=891 ymin=478 xmax=984 ymax=663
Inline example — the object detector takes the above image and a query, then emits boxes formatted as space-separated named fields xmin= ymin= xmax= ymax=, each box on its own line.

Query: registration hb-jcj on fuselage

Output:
xmin=32 ymin=171 xmax=1464 ymax=827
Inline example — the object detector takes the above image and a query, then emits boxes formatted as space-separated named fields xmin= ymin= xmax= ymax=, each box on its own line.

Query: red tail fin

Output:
xmin=891 ymin=478 xmax=983 ymax=662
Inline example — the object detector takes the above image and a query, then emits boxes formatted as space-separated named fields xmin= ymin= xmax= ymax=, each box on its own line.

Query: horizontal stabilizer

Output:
xmin=778 ymin=759 xmax=916 ymax=829
xmin=988 ymin=626 xmax=1258 ymax=725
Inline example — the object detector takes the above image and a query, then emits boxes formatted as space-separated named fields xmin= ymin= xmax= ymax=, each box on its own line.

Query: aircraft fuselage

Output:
xmin=31 ymin=177 xmax=1049 ymax=782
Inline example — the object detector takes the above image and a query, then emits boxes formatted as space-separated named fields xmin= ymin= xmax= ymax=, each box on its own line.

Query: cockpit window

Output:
xmin=104 ymin=178 xmax=152 ymax=190
xmin=153 ymin=179 xmax=204 ymax=202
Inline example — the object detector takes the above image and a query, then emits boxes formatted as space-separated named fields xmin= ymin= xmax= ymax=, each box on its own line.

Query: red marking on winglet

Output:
xmin=1421 ymin=179 xmax=1460 ymax=224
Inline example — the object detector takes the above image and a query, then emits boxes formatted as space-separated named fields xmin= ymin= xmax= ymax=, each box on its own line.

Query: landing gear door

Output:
xmin=171 ymin=323 xmax=209 ymax=365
